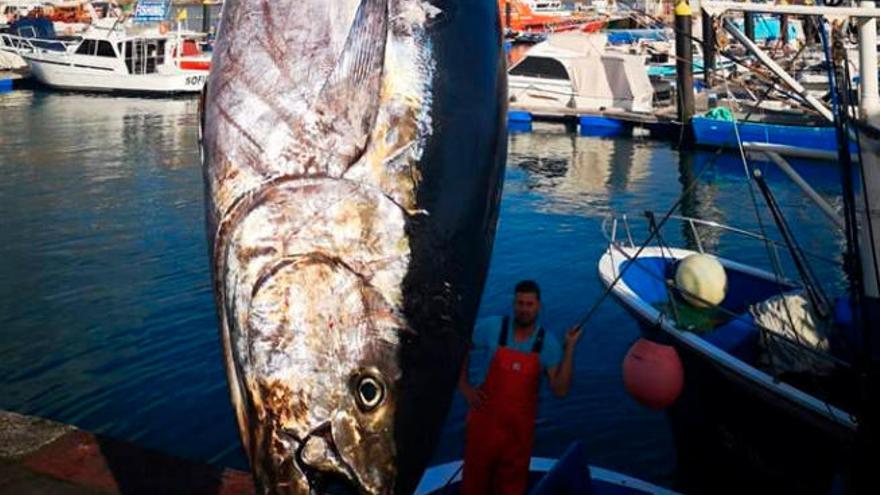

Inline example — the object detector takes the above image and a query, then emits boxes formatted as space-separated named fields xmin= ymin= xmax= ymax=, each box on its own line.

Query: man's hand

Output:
xmin=461 ymin=383 xmax=487 ymax=410
xmin=564 ymin=325 xmax=583 ymax=351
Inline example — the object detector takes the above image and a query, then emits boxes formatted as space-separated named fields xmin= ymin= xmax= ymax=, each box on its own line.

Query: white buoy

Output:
xmin=675 ymin=254 xmax=728 ymax=308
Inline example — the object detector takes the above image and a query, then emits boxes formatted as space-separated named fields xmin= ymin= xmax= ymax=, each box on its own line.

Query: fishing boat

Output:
xmin=599 ymin=214 xmax=858 ymax=493
xmin=598 ymin=3 xmax=880 ymax=493
xmin=416 ymin=442 xmax=679 ymax=495
xmin=12 ymin=22 xmax=208 ymax=94
xmin=499 ymin=0 xmax=605 ymax=35
xmin=691 ymin=115 xmax=841 ymax=153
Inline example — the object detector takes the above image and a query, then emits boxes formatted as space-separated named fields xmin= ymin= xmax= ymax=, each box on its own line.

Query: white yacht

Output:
xmin=11 ymin=24 xmax=210 ymax=94
xmin=508 ymin=33 xmax=654 ymax=115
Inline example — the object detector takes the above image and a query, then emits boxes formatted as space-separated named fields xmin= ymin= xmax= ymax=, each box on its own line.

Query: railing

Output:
xmin=0 ymin=33 xmax=74 ymax=57
xmin=601 ymin=212 xmax=841 ymax=267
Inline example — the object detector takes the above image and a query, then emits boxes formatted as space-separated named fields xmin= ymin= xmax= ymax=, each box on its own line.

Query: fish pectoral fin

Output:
xmin=314 ymin=0 xmax=389 ymax=172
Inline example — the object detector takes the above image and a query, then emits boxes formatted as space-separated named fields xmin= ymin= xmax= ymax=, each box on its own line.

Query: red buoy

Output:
xmin=622 ymin=338 xmax=684 ymax=410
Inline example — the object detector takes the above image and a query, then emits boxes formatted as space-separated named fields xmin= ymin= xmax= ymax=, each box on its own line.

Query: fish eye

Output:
xmin=354 ymin=374 xmax=385 ymax=412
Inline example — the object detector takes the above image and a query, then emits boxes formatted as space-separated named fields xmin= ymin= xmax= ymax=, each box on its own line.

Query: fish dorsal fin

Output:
xmin=312 ymin=0 xmax=389 ymax=175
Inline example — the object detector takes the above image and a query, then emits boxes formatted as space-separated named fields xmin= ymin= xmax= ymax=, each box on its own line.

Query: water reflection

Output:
xmin=509 ymin=129 xmax=651 ymax=215
xmin=0 ymin=92 xmax=197 ymax=173
xmin=0 ymin=94 xmax=849 ymax=486
xmin=678 ymin=151 xmax=724 ymax=252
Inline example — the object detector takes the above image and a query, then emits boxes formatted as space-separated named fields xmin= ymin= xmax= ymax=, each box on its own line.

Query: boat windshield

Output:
xmin=509 ymin=56 xmax=570 ymax=80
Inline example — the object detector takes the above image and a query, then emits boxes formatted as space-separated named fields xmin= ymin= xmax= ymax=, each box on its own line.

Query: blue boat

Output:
xmin=599 ymin=214 xmax=859 ymax=494
xmin=416 ymin=441 xmax=679 ymax=495
xmin=691 ymin=116 xmax=843 ymax=153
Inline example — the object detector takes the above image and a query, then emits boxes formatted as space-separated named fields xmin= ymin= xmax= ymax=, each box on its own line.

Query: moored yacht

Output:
xmin=14 ymin=23 xmax=209 ymax=94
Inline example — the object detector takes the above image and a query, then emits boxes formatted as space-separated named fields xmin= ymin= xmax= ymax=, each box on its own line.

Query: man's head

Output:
xmin=513 ymin=280 xmax=541 ymax=328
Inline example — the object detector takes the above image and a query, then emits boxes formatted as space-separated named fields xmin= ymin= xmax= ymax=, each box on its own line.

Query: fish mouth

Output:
xmin=279 ymin=424 xmax=367 ymax=495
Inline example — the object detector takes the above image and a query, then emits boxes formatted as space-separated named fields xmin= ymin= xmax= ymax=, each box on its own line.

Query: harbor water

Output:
xmin=0 ymin=90 xmax=849 ymax=489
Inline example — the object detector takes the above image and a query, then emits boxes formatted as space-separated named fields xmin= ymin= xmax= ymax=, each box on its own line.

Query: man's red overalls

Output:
xmin=462 ymin=316 xmax=545 ymax=495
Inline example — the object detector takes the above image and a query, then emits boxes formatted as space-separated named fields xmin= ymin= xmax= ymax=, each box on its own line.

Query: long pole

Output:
xmin=675 ymin=1 xmax=694 ymax=131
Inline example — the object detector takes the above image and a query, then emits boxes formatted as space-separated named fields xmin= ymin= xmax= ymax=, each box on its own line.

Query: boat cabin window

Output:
xmin=76 ymin=39 xmax=96 ymax=56
xmin=16 ymin=26 xmax=36 ymax=38
xmin=96 ymin=40 xmax=115 ymax=58
xmin=509 ymin=56 xmax=570 ymax=81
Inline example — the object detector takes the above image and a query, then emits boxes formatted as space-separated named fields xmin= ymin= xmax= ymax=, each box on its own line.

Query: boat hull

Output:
xmin=26 ymin=56 xmax=206 ymax=94
xmin=691 ymin=116 xmax=842 ymax=153
xmin=665 ymin=340 xmax=852 ymax=494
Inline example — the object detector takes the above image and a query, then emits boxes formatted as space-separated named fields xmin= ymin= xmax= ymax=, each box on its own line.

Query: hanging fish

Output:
xmin=200 ymin=0 xmax=507 ymax=493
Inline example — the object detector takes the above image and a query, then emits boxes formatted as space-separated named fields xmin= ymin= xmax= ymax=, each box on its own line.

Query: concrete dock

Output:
xmin=0 ymin=410 xmax=254 ymax=495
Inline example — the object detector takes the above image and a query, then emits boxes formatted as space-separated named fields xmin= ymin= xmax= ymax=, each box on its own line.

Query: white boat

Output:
xmin=508 ymin=32 xmax=654 ymax=115
xmin=13 ymin=24 xmax=209 ymax=94
xmin=415 ymin=442 xmax=679 ymax=495
xmin=598 ymin=213 xmax=859 ymax=493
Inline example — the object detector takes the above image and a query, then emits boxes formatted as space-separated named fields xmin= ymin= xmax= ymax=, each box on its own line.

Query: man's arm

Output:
xmin=459 ymin=347 xmax=486 ymax=408
xmin=547 ymin=325 xmax=583 ymax=398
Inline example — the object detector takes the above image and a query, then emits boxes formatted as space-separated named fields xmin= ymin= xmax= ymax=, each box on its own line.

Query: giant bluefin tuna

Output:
xmin=200 ymin=0 xmax=507 ymax=493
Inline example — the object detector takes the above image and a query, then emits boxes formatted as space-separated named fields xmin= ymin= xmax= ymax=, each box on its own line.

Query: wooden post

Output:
xmin=202 ymin=1 xmax=211 ymax=34
xmin=744 ymin=12 xmax=756 ymax=42
xmin=701 ymin=9 xmax=715 ymax=87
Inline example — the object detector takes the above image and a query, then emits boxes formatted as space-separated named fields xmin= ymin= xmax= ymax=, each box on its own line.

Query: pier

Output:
xmin=0 ymin=410 xmax=254 ymax=495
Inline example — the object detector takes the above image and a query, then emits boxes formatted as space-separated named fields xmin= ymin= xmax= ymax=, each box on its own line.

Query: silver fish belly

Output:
xmin=201 ymin=1 xmax=507 ymax=494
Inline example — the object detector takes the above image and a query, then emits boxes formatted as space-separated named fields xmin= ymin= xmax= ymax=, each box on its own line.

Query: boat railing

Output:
xmin=0 ymin=32 xmax=73 ymax=55
xmin=509 ymin=81 xmax=577 ymax=99
xmin=601 ymin=212 xmax=841 ymax=267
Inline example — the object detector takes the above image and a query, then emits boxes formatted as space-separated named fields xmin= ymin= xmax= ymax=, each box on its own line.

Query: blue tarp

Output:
xmin=734 ymin=16 xmax=798 ymax=42
xmin=606 ymin=29 xmax=669 ymax=45
xmin=8 ymin=18 xmax=66 ymax=51
xmin=9 ymin=18 xmax=56 ymax=39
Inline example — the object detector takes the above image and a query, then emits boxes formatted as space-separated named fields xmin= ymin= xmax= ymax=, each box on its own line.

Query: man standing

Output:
xmin=459 ymin=280 xmax=583 ymax=495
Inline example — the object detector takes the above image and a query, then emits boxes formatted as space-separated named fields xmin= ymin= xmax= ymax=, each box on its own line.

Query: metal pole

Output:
xmin=723 ymin=18 xmax=834 ymax=122
xmin=702 ymin=9 xmax=715 ymax=86
xmin=676 ymin=1 xmax=695 ymax=128
xmin=859 ymin=1 xmax=880 ymax=119
xmin=756 ymin=150 xmax=845 ymax=230
xmin=505 ymin=1 xmax=511 ymax=31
